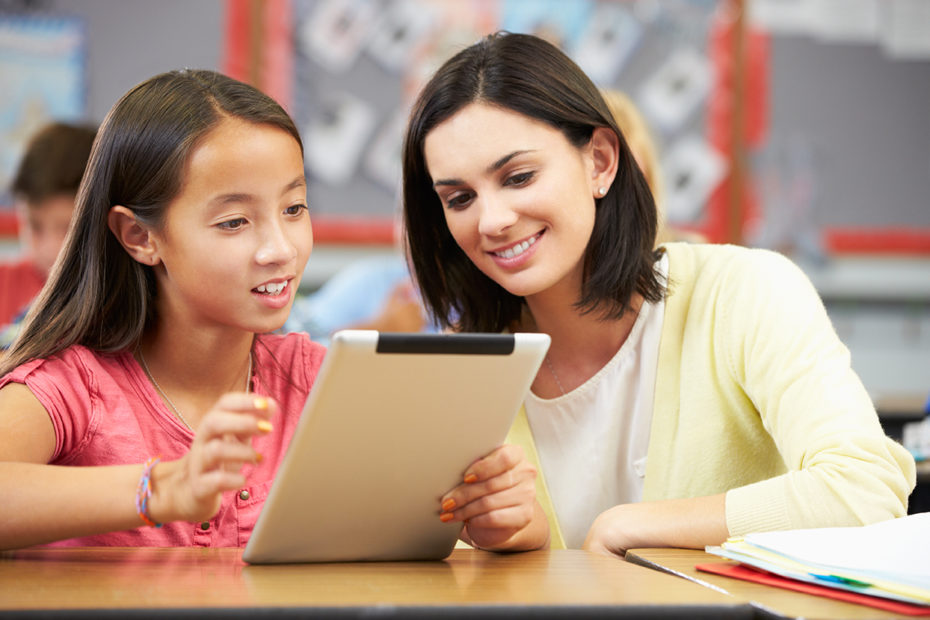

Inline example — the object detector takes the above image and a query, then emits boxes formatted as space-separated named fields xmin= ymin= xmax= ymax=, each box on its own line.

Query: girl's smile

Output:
xmin=251 ymin=278 xmax=294 ymax=309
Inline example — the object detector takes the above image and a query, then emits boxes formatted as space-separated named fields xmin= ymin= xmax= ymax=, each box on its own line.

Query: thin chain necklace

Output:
xmin=545 ymin=355 xmax=566 ymax=396
xmin=139 ymin=350 xmax=253 ymax=430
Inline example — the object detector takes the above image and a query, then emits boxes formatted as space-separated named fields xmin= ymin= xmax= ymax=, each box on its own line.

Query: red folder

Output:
xmin=696 ymin=562 xmax=930 ymax=617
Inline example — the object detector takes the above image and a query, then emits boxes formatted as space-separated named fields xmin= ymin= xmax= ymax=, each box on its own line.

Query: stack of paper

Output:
xmin=705 ymin=512 xmax=930 ymax=608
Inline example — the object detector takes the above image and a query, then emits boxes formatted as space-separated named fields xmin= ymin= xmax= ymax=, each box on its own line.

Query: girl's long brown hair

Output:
xmin=0 ymin=70 xmax=301 ymax=377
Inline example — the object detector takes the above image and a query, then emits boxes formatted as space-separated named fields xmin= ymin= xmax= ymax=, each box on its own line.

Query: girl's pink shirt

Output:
xmin=0 ymin=332 xmax=326 ymax=547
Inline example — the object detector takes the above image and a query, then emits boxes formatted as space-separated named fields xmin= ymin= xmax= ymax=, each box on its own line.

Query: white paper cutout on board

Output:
xmin=572 ymin=2 xmax=642 ymax=85
xmin=364 ymin=108 xmax=406 ymax=192
xmin=367 ymin=0 xmax=438 ymax=74
xmin=662 ymin=135 xmax=727 ymax=224
xmin=748 ymin=0 xmax=816 ymax=35
xmin=881 ymin=0 xmax=930 ymax=60
xmin=810 ymin=0 xmax=879 ymax=43
xmin=304 ymin=92 xmax=377 ymax=186
xmin=299 ymin=0 xmax=378 ymax=74
xmin=638 ymin=48 xmax=711 ymax=133
xmin=751 ymin=0 xmax=880 ymax=44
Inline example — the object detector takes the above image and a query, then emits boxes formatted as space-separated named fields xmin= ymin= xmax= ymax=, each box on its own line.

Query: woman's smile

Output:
xmin=425 ymin=102 xmax=598 ymax=299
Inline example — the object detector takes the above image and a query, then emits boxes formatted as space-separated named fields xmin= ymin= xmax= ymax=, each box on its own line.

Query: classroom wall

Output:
xmin=1 ymin=0 xmax=928 ymax=401
xmin=51 ymin=0 xmax=224 ymax=122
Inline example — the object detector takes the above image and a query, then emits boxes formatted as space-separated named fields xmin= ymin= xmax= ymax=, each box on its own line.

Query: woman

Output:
xmin=401 ymin=32 xmax=915 ymax=556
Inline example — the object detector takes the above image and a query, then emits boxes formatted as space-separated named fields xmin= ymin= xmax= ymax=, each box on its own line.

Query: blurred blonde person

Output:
xmin=600 ymin=89 xmax=703 ymax=245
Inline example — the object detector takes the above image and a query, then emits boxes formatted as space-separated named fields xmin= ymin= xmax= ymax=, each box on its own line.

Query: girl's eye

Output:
xmin=285 ymin=204 xmax=308 ymax=216
xmin=505 ymin=171 xmax=534 ymax=186
xmin=217 ymin=218 xmax=247 ymax=231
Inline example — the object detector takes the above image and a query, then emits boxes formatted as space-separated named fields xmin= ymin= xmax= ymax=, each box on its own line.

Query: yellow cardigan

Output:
xmin=509 ymin=243 xmax=916 ymax=549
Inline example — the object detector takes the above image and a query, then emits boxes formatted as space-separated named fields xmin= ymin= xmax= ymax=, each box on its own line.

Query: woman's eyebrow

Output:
xmin=433 ymin=150 xmax=535 ymax=188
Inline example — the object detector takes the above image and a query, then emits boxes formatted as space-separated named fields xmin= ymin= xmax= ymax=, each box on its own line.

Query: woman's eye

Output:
xmin=217 ymin=218 xmax=246 ymax=231
xmin=285 ymin=204 xmax=308 ymax=216
xmin=505 ymin=171 xmax=534 ymax=186
xmin=445 ymin=193 xmax=473 ymax=210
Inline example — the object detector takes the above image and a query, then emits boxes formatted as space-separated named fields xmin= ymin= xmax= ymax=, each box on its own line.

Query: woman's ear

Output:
xmin=589 ymin=127 xmax=620 ymax=197
xmin=107 ymin=206 xmax=160 ymax=266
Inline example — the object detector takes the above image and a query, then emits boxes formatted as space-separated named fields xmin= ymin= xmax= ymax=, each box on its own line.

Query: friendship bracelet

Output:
xmin=135 ymin=456 xmax=163 ymax=528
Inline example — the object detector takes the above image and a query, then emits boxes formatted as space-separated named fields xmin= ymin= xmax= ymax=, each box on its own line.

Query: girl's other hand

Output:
xmin=438 ymin=444 xmax=546 ymax=551
xmin=149 ymin=393 xmax=276 ymax=524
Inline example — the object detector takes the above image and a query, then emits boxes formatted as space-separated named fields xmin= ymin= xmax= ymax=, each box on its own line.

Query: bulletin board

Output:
xmin=0 ymin=14 xmax=86 ymax=224
xmin=226 ymin=0 xmax=730 ymax=244
xmin=749 ymin=0 xmax=930 ymax=256
xmin=226 ymin=0 xmax=930 ymax=254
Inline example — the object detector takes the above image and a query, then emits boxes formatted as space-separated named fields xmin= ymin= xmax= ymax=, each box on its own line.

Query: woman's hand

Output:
xmin=438 ymin=444 xmax=549 ymax=551
xmin=582 ymin=504 xmax=643 ymax=558
xmin=583 ymin=494 xmax=729 ymax=558
xmin=149 ymin=393 xmax=276 ymax=524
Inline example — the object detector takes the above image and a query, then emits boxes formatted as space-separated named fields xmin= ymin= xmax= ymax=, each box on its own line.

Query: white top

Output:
xmin=524 ymin=254 xmax=667 ymax=548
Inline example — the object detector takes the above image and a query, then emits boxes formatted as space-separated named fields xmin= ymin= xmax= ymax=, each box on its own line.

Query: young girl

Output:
xmin=0 ymin=69 xmax=546 ymax=552
xmin=402 ymin=33 xmax=916 ymax=555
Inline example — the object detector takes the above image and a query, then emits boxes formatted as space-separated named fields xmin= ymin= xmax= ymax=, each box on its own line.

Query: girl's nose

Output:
xmin=255 ymin=223 xmax=298 ymax=265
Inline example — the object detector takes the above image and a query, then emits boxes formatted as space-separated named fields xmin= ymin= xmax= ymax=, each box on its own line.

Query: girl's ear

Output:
xmin=589 ymin=127 xmax=620 ymax=198
xmin=107 ymin=206 xmax=160 ymax=266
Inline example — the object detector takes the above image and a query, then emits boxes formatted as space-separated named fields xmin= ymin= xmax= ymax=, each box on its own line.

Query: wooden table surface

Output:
xmin=0 ymin=547 xmax=751 ymax=617
xmin=626 ymin=548 xmax=924 ymax=620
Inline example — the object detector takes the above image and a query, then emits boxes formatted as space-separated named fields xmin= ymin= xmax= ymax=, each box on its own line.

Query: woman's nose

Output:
xmin=476 ymin=195 xmax=518 ymax=237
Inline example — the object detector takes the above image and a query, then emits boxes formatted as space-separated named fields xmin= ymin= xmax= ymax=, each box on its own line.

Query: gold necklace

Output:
xmin=139 ymin=350 xmax=253 ymax=430
xmin=545 ymin=355 xmax=566 ymax=396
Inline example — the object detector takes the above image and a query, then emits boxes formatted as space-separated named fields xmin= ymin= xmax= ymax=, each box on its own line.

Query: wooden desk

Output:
xmin=627 ymin=548 xmax=920 ymax=620
xmin=0 ymin=547 xmax=761 ymax=618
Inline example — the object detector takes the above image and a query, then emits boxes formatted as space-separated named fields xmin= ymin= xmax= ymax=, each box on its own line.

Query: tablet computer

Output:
xmin=242 ymin=330 xmax=550 ymax=564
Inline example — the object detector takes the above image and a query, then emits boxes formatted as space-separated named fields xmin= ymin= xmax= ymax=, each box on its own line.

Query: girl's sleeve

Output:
xmin=721 ymin=251 xmax=916 ymax=536
xmin=0 ymin=355 xmax=96 ymax=462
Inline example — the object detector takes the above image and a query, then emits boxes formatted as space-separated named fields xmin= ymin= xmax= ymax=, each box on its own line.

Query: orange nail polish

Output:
xmin=464 ymin=473 xmax=478 ymax=484
xmin=439 ymin=512 xmax=455 ymax=523
xmin=255 ymin=453 xmax=264 ymax=463
xmin=254 ymin=397 xmax=269 ymax=410
xmin=441 ymin=498 xmax=456 ymax=512
xmin=256 ymin=420 xmax=273 ymax=433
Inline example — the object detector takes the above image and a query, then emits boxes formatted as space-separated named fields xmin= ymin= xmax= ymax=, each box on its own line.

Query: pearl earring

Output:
xmin=597 ymin=187 xmax=607 ymax=197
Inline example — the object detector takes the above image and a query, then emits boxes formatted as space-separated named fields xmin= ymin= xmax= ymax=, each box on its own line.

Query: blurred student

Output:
xmin=1 ymin=122 xmax=96 ymax=333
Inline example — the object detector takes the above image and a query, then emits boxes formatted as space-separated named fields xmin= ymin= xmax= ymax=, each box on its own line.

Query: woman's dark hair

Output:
xmin=402 ymin=32 xmax=664 ymax=333
xmin=1 ymin=69 xmax=302 ymax=376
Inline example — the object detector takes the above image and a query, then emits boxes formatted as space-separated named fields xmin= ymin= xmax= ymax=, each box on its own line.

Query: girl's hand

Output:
xmin=150 ymin=393 xmax=276 ymax=524
xmin=438 ymin=444 xmax=548 ymax=551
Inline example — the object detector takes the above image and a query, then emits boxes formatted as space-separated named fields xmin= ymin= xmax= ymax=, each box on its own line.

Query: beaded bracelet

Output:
xmin=135 ymin=455 xmax=163 ymax=528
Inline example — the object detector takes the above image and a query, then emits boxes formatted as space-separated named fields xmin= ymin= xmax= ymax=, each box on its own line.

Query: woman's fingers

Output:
xmin=438 ymin=444 xmax=537 ymax=525
xmin=440 ymin=473 xmax=535 ymax=521
xmin=461 ymin=444 xmax=525 ymax=483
